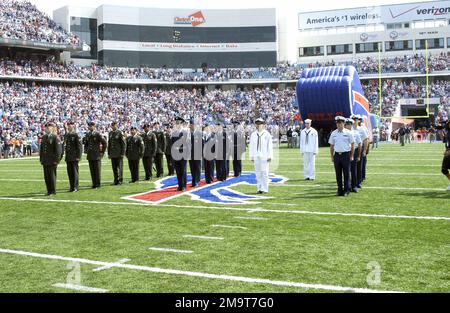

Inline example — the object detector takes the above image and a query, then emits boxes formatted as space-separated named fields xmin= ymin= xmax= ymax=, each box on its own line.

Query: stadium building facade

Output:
xmin=297 ymin=0 xmax=450 ymax=63
xmin=53 ymin=5 xmax=278 ymax=68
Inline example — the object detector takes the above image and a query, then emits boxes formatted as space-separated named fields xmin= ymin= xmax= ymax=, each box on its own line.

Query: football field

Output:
xmin=0 ymin=143 xmax=449 ymax=293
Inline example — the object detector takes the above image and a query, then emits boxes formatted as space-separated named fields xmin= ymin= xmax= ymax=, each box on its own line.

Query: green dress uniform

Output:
xmin=165 ymin=132 xmax=174 ymax=176
xmin=154 ymin=130 xmax=166 ymax=177
xmin=108 ymin=130 xmax=126 ymax=185
xmin=126 ymin=135 xmax=144 ymax=182
xmin=83 ymin=131 xmax=107 ymax=188
xmin=63 ymin=132 xmax=83 ymax=192
xmin=39 ymin=133 xmax=62 ymax=195
xmin=141 ymin=131 xmax=157 ymax=180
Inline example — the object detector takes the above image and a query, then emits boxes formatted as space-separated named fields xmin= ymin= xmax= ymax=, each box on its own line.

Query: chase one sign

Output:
xmin=299 ymin=0 xmax=450 ymax=30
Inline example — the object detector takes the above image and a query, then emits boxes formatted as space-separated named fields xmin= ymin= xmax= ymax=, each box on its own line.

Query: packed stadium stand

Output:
xmin=0 ymin=0 xmax=449 ymax=155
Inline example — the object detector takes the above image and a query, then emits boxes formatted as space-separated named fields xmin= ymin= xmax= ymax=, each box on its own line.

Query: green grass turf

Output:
xmin=0 ymin=142 xmax=449 ymax=293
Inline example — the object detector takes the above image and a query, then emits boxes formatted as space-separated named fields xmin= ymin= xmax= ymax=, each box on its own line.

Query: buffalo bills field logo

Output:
xmin=123 ymin=172 xmax=287 ymax=205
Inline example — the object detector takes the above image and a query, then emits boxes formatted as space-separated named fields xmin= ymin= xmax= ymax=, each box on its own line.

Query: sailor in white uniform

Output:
xmin=300 ymin=119 xmax=319 ymax=180
xmin=249 ymin=118 xmax=273 ymax=194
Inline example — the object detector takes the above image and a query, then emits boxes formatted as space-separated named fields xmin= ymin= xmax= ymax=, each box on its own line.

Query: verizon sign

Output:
xmin=299 ymin=0 xmax=450 ymax=30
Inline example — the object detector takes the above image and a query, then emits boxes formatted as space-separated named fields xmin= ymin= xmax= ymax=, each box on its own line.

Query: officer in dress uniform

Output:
xmin=249 ymin=118 xmax=273 ymax=194
xmin=126 ymin=126 xmax=144 ymax=183
xmin=141 ymin=124 xmax=157 ymax=181
xmin=40 ymin=122 xmax=62 ymax=196
xmin=203 ymin=122 xmax=216 ymax=184
xmin=346 ymin=118 xmax=362 ymax=193
xmin=108 ymin=121 xmax=126 ymax=185
xmin=354 ymin=115 xmax=369 ymax=187
xmin=83 ymin=121 xmax=107 ymax=189
xmin=214 ymin=122 xmax=226 ymax=181
xmin=164 ymin=124 xmax=175 ymax=176
xmin=232 ymin=120 xmax=246 ymax=177
xmin=63 ymin=121 xmax=82 ymax=192
xmin=299 ymin=119 xmax=319 ymax=181
xmin=328 ymin=116 xmax=355 ymax=197
xmin=188 ymin=118 xmax=202 ymax=187
xmin=153 ymin=122 xmax=166 ymax=178
xmin=171 ymin=116 xmax=189 ymax=191
xmin=360 ymin=115 xmax=370 ymax=183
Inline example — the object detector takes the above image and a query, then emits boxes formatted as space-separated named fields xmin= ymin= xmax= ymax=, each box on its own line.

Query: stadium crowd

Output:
xmin=0 ymin=0 xmax=80 ymax=45
xmin=1 ymin=53 xmax=450 ymax=82
xmin=0 ymin=82 xmax=297 ymax=157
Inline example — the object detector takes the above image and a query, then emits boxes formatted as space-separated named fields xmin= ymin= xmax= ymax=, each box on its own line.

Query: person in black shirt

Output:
xmin=441 ymin=121 xmax=450 ymax=191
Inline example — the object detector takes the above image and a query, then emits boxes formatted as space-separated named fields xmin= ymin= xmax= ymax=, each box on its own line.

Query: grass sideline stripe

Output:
xmin=0 ymin=197 xmax=449 ymax=221
xmin=211 ymin=225 xmax=248 ymax=230
xmin=149 ymin=247 xmax=193 ymax=254
xmin=0 ymin=248 xmax=401 ymax=293
xmin=183 ymin=235 xmax=224 ymax=240
xmin=92 ymin=258 xmax=130 ymax=272
xmin=52 ymin=283 xmax=108 ymax=293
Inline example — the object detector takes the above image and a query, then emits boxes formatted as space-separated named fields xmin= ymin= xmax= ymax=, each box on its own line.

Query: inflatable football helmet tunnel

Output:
xmin=296 ymin=66 xmax=373 ymax=138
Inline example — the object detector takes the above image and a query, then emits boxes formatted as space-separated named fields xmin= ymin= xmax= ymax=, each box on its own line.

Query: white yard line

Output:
xmin=278 ymin=185 xmax=445 ymax=191
xmin=0 ymin=178 xmax=93 ymax=183
xmin=0 ymin=248 xmax=401 ymax=293
xmin=1 ymin=197 xmax=449 ymax=221
xmin=276 ymin=171 xmax=442 ymax=176
xmin=211 ymin=225 xmax=248 ymax=230
xmin=182 ymin=235 xmax=224 ymax=240
xmin=149 ymin=247 xmax=193 ymax=254
xmin=92 ymin=258 xmax=130 ymax=272
xmin=52 ymin=283 xmax=108 ymax=293
xmin=0 ymin=157 xmax=39 ymax=162
xmin=234 ymin=216 xmax=269 ymax=221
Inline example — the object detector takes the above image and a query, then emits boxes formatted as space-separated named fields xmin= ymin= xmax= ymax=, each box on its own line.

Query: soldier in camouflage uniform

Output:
xmin=39 ymin=122 xmax=62 ymax=196
xmin=126 ymin=126 xmax=145 ymax=183
xmin=141 ymin=124 xmax=157 ymax=180
xmin=63 ymin=121 xmax=82 ymax=192
xmin=108 ymin=121 xmax=126 ymax=185
xmin=83 ymin=122 xmax=107 ymax=189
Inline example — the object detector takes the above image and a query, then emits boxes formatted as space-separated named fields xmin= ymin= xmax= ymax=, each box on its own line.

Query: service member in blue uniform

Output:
xmin=39 ymin=122 xmax=62 ymax=196
xmin=203 ymin=122 xmax=216 ymax=184
xmin=188 ymin=118 xmax=202 ymax=187
xmin=357 ymin=115 xmax=370 ymax=184
xmin=63 ymin=121 xmax=82 ymax=192
xmin=232 ymin=120 xmax=246 ymax=177
xmin=345 ymin=118 xmax=362 ymax=193
xmin=215 ymin=122 xmax=227 ymax=181
xmin=108 ymin=121 xmax=126 ymax=185
xmin=83 ymin=121 xmax=107 ymax=189
xmin=171 ymin=116 xmax=189 ymax=191
xmin=126 ymin=126 xmax=144 ymax=183
xmin=329 ymin=116 xmax=355 ymax=196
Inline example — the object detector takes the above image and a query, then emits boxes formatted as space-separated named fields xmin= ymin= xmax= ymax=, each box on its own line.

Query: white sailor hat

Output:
xmin=255 ymin=118 xmax=265 ymax=124
xmin=355 ymin=115 xmax=363 ymax=120
xmin=304 ymin=119 xmax=312 ymax=124
xmin=335 ymin=116 xmax=346 ymax=122
xmin=345 ymin=118 xmax=354 ymax=124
